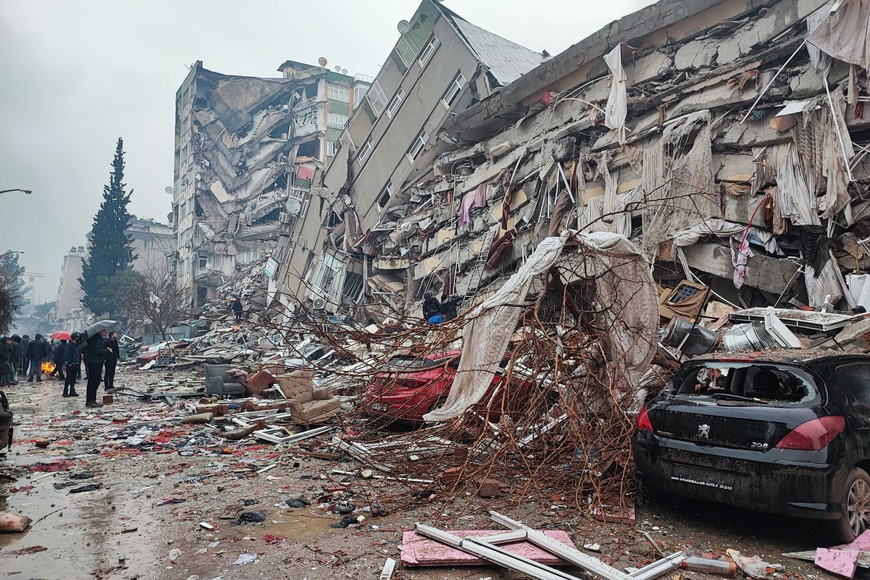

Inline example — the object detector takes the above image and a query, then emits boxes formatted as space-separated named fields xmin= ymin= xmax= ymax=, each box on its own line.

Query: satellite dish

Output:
xmin=334 ymin=65 xmax=341 ymax=72
xmin=164 ymin=186 xmax=174 ymax=195
xmin=397 ymin=19 xmax=410 ymax=34
xmin=341 ymin=69 xmax=348 ymax=74
xmin=317 ymin=56 xmax=328 ymax=67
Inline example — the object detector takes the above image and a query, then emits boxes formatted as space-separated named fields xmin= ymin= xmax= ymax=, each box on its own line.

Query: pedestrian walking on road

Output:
xmin=83 ymin=329 xmax=108 ymax=408
xmin=26 ymin=334 xmax=48 ymax=382
xmin=104 ymin=331 xmax=119 ymax=391
xmin=62 ymin=334 xmax=81 ymax=398
xmin=11 ymin=335 xmax=23 ymax=381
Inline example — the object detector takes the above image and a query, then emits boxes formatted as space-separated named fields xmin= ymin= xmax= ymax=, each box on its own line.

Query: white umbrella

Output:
xmin=85 ymin=320 xmax=117 ymax=338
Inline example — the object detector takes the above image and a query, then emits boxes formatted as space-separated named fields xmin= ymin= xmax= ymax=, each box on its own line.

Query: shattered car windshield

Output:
xmin=669 ymin=362 xmax=818 ymax=405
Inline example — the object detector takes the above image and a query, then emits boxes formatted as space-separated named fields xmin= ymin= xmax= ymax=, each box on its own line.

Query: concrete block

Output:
xmin=675 ymin=40 xmax=718 ymax=70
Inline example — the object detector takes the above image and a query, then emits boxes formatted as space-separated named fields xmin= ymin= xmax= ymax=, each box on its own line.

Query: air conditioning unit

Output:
xmin=312 ymin=297 xmax=327 ymax=310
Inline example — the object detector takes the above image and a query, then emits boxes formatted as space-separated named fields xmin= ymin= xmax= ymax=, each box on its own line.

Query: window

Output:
xmin=357 ymin=138 xmax=373 ymax=165
xmin=386 ymin=88 xmax=405 ymax=118
xmin=353 ymin=84 xmax=368 ymax=109
xmin=378 ymin=183 xmax=394 ymax=209
xmin=407 ymin=129 xmax=429 ymax=161
xmin=366 ymin=81 xmax=388 ymax=116
xmin=328 ymin=84 xmax=350 ymax=102
xmin=327 ymin=112 xmax=349 ymax=129
xmin=314 ymin=254 xmax=345 ymax=300
xmin=442 ymin=72 xmax=467 ymax=107
xmin=418 ymin=35 xmax=440 ymax=67
xmin=197 ymin=254 xmax=207 ymax=271
xmin=327 ymin=141 xmax=337 ymax=157
xmin=395 ymin=35 xmax=420 ymax=67
xmin=207 ymin=254 xmax=223 ymax=269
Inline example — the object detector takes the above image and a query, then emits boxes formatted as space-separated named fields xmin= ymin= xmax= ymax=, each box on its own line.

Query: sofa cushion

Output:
xmin=276 ymin=370 xmax=314 ymax=401
xmin=293 ymin=398 xmax=340 ymax=423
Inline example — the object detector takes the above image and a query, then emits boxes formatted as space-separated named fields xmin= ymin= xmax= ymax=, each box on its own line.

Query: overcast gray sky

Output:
xmin=0 ymin=0 xmax=656 ymax=302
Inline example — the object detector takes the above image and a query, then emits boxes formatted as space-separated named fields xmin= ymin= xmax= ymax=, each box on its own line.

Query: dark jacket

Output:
xmin=13 ymin=339 xmax=25 ymax=361
xmin=106 ymin=339 xmax=119 ymax=362
xmin=231 ymin=299 xmax=243 ymax=313
xmin=84 ymin=335 xmax=108 ymax=365
xmin=0 ymin=342 xmax=11 ymax=363
xmin=64 ymin=343 xmax=81 ymax=365
xmin=53 ymin=341 xmax=67 ymax=363
xmin=19 ymin=337 xmax=30 ymax=359
xmin=422 ymin=296 xmax=442 ymax=319
xmin=440 ymin=295 xmax=462 ymax=321
xmin=27 ymin=337 xmax=48 ymax=360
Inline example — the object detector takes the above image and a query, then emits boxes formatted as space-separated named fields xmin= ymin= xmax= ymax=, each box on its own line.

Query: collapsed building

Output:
xmin=273 ymin=0 xmax=548 ymax=317
xmin=275 ymin=0 xmax=870 ymax=323
xmin=173 ymin=60 xmax=372 ymax=306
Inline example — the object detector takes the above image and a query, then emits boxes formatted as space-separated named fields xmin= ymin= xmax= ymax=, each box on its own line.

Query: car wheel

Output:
xmin=832 ymin=467 xmax=870 ymax=543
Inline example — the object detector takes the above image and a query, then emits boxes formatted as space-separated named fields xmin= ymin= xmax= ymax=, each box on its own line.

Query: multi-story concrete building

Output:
xmin=53 ymin=246 xmax=87 ymax=328
xmin=274 ymin=0 xmax=546 ymax=315
xmin=173 ymin=60 xmax=371 ymax=306
xmin=128 ymin=217 xmax=176 ymax=280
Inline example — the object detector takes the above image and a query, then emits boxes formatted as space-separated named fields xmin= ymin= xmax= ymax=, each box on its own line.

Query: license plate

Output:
xmin=669 ymin=465 xmax=735 ymax=492
xmin=370 ymin=403 xmax=387 ymax=412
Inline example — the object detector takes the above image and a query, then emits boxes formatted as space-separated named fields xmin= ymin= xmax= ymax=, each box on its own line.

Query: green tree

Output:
xmin=80 ymin=138 xmax=135 ymax=317
xmin=0 ymin=251 xmax=26 ymax=332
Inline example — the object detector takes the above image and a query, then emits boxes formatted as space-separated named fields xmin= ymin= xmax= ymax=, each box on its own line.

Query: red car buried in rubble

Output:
xmin=362 ymin=351 xmax=537 ymax=425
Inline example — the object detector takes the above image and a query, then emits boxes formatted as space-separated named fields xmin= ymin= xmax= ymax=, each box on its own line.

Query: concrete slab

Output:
xmin=400 ymin=529 xmax=576 ymax=567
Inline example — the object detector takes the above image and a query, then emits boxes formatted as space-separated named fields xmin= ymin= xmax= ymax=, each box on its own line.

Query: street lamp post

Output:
xmin=0 ymin=189 xmax=32 ymax=195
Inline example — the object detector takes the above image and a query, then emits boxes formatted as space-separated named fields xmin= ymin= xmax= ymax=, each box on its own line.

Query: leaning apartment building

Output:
xmin=172 ymin=59 xmax=371 ymax=306
xmin=271 ymin=0 xmax=870 ymax=323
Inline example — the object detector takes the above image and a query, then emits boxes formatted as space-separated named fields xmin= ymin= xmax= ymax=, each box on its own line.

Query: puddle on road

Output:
xmin=0 ymin=469 xmax=162 ymax=579
xmin=245 ymin=509 xmax=338 ymax=541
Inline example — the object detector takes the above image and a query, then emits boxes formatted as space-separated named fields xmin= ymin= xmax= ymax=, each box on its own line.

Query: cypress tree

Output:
xmin=80 ymin=138 xmax=134 ymax=316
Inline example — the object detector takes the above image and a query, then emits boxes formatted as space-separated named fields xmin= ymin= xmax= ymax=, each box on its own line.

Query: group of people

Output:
xmin=422 ymin=292 xmax=462 ymax=324
xmin=0 ymin=330 xmax=120 ymax=408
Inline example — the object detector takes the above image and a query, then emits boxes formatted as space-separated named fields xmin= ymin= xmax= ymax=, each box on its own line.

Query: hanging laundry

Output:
xmin=603 ymin=44 xmax=628 ymax=145
xmin=730 ymin=235 xmax=753 ymax=290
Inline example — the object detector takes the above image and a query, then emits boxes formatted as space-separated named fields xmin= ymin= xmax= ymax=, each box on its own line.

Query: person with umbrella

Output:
xmin=82 ymin=320 xmax=115 ymax=408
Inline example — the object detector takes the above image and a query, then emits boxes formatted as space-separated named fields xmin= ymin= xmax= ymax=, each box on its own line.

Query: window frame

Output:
xmin=327 ymin=112 xmax=349 ymax=130
xmin=327 ymin=84 xmax=351 ymax=103
xmin=407 ymin=129 xmax=429 ymax=162
xmin=418 ymin=35 xmax=440 ymax=68
xmin=357 ymin=138 xmax=373 ymax=166
xmin=366 ymin=81 xmax=388 ymax=117
xmin=385 ymin=88 xmax=406 ymax=119
xmin=441 ymin=71 xmax=467 ymax=107
xmin=378 ymin=183 xmax=394 ymax=210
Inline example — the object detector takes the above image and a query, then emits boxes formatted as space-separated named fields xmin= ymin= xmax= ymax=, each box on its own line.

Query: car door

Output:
xmin=827 ymin=358 xmax=870 ymax=464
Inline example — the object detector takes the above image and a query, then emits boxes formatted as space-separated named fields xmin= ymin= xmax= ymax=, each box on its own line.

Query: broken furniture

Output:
xmin=203 ymin=364 xmax=246 ymax=397
xmin=275 ymin=370 xmax=340 ymax=425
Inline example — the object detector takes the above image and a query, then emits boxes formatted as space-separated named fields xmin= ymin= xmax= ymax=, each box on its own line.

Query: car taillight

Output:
xmin=775 ymin=416 xmax=845 ymax=451
xmin=636 ymin=406 xmax=653 ymax=432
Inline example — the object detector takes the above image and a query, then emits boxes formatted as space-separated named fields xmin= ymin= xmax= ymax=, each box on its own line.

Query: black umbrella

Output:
xmin=85 ymin=320 xmax=117 ymax=338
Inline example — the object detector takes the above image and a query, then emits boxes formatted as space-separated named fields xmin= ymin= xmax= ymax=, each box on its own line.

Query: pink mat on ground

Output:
xmin=401 ymin=529 xmax=577 ymax=567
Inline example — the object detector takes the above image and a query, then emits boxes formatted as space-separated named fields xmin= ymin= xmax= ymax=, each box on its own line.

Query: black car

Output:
xmin=632 ymin=350 xmax=870 ymax=543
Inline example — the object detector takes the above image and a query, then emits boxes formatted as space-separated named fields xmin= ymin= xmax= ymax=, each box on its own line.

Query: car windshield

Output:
xmin=669 ymin=361 xmax=819 ymax=405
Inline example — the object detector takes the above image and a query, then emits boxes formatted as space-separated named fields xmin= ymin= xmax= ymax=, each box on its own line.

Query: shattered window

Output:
xmin=671 ymin=362 xmax=819 ymax=406
xmin=442 ymin=72 xmax=467 ymax=107
xmin=327 ymin=141 xmax=337 ymax=157
xmin=314 ymin=254 xmax=345 ymax=300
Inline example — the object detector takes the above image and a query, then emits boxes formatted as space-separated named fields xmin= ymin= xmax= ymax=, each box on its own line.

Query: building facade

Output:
xmin=173 ymin=60 xmax=370 ymax=306
xmin=274 ymin=0 xmax=546 ymax=316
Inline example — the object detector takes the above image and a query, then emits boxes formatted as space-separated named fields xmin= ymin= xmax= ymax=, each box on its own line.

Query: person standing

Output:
xmin=49 ymin=340 xmax=66 ymax=381
xmin=11 ymin=336 xmax=22 ymax=381
xmin=440 ymin=294 xmax=462 ymax=321
xmin=231 ymin=297 xmax=243 ymax=323
xmin=0 ymin=338 xmax=13 ymax=387
xmin=83 ymin=329 xmax=108 ymax=408
xmin=104 ymin=331 xmax=119 ymax=391
xmin=62 ymin=333 xmax=81 ymax=398
xmin=19 ymin=335 xmax=30 ymax=379
xmin=26 ymin=334 xmax=48 ymax=382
